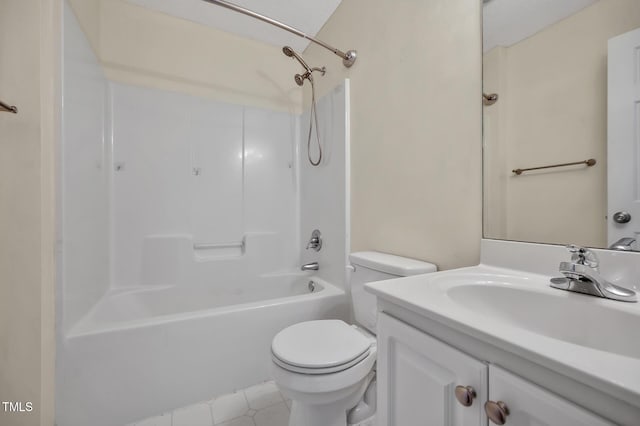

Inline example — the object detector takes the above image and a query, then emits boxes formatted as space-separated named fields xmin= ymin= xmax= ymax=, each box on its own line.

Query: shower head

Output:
xmin=282 ymin=46 xmax=295 ymax=57
xmin=282 ymin=46 xmax=326 ymax=86
xmin=282 ymin=46 xmax=312 ymax=74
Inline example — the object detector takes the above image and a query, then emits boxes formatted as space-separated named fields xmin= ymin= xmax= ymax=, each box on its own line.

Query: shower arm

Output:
xmin=202 ymin=0 xmax=357 ymax=68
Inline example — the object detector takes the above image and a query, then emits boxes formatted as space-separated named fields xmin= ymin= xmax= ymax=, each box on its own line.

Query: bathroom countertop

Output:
xmin=366 ymin=265 xmax=640 ymax=409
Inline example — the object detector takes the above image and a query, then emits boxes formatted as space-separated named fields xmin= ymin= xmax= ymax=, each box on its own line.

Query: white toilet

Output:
xmin=271 ymin=251 xmax=437 ymax=426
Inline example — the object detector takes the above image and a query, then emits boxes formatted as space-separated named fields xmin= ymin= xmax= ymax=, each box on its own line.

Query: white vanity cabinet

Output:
xmin=377 ymin=313 xmax=488 ymax=425
xmin=377 ymin=313 xmax=614 ymax=426
xmin=488 ymin=365 xmax=613 ymax=426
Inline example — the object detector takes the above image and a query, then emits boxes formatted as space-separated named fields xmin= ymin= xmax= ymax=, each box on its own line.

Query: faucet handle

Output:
xmin=566 ymin=244 xmax=599 ymax=270
xmin=306 ymin=229 xmax=322 ymax=252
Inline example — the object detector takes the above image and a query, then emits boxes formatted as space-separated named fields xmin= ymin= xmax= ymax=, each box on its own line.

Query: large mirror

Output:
xmin=482 ymin=0 xmax=640 ymax=250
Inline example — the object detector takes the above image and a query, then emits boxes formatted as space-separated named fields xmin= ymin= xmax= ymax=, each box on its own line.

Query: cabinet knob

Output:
xmin=454 ymin=385 xmax=476 ymax=407
xmin=485 ymin=400 xmax=509 ymax=425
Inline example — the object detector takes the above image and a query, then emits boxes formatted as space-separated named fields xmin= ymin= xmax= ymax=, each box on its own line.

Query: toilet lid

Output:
xmin=271 ymin=320 xmax=372 ymax=370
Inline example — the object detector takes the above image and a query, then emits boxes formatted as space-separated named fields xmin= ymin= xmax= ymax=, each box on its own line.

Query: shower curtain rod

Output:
xmin=201 ymin=0 xmax=357 ymax=68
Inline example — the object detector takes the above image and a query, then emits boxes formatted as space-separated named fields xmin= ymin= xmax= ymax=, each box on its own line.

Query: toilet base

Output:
xmin=286 ymin=380 xmax=368 ymax=426
xmin=289 ymin=392 xmax=376 ymax=426
xmin=350 ymin=415 xmax=376 ymax=426
xmin=289 ymin=403 xmax=348 ymax=426
xmin=271 ymin=335 xmax=377 ymax=426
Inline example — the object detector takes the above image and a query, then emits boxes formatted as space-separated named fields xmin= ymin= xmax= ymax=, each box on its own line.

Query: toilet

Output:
xmin=271 ymin=251 xmax=437 ymax=426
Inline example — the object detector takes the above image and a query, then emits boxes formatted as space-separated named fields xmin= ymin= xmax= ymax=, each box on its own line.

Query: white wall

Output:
xmin=300 ymin=80 xmax=350 ymax=289
xmin=110 ymin=83 xmax=299 ymax=288
xmin=61 ymin=0 xmax=305 ymax=312
xmin=303 ymin=0 xmax=483 ymax=271
xmin=61 ymin=3 xmax=110 ymax=332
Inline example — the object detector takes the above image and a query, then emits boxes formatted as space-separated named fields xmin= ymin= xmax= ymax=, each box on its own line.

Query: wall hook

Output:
xmin=0 ymin=99 xmax=18 ymax=114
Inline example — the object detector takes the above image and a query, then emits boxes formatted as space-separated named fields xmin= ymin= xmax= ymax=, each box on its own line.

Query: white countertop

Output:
xmin=366 ymin=264 xmax=640 ymax=408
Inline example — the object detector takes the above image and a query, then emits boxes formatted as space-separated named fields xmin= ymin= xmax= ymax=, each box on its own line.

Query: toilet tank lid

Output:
xmin=349 ymin=251 xmax=437 ymax=276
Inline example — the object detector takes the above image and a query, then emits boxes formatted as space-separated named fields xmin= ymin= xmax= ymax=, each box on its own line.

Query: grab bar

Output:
xmin=0 ymin=99 xmax=18 ymax=114
xmin=513 ymin=158 xmax=596 ymax=175
xmin=193 ymin=238 xmax=245 ymax=251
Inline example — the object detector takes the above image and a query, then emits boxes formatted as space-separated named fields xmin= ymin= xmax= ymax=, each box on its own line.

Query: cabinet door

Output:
xmin=377 ymin=313 xmax=488 ymax=426
xmin=487 ymin=365 xmax=614 ymax=426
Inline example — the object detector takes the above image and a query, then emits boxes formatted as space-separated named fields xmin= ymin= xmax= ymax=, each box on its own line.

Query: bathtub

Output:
xmin=57 ymin=275 xmax=348 ymax=426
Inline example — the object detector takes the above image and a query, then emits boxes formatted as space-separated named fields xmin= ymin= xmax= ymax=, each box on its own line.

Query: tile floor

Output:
xmin=128 ymin=381 xmax=291 ymax=426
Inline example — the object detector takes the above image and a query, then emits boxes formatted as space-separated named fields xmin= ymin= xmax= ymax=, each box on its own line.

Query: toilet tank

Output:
xmin=349 ymin=251 xmax=437 ymax=333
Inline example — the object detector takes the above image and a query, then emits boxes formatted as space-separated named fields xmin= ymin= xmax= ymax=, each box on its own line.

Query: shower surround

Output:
xmin=57 ymin=4 xmax=350 ymax=425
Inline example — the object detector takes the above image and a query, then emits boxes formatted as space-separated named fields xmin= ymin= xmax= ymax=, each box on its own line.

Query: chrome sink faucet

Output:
xmin=550 ymin=245 xmax=637 ymax=302
xmin=609 ymin=237 xmax=636 ymax=251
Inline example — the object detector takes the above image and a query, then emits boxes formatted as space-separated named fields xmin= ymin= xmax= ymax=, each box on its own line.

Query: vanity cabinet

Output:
xmin=377 ymin=313 xmax=613 ymax=426
xmin=488 ymin=365 xmax=612 ymax=426
xmin=377 ymin=313 xmax=488 ymax=425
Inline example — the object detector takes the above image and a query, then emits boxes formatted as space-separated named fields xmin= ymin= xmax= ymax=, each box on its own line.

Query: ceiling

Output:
xmin=126 ymin=0 xmax=342 ymax=52
xmin=483 ymin=0 xmax=599 ymax=52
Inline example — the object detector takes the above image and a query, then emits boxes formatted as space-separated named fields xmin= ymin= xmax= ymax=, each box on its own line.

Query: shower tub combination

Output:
xmin=59 ymin=4 xmax=352 ymax=423
xmin=57 ymin=274 xmax=347 ymax=426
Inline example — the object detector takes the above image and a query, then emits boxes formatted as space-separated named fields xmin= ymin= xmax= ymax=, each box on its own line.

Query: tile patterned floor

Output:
xmin=129 ymin=381 xmax=291 ymax=426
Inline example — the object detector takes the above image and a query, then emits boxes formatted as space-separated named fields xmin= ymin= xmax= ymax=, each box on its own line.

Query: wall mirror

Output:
xmin=482 ymin=0 xmax=640 ymax=251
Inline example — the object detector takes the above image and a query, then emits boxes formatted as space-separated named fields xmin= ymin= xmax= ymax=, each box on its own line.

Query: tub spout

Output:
xmin=301 ymin=262 xmax=319 ymax=271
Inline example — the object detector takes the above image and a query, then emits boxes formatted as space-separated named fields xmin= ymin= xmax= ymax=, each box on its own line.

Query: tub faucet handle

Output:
xmin=306 ymin=229 xmax=322 ymax=252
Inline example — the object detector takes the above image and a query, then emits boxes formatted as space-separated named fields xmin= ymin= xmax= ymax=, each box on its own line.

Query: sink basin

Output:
xmin=447 ymin=282 xmax=640 ymax=359
xmin=365 ymin=265 xmax=640 ymax=404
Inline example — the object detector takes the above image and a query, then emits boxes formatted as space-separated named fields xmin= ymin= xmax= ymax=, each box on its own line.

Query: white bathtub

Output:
xmin=57 ymin=275 xmax=348 ymax=426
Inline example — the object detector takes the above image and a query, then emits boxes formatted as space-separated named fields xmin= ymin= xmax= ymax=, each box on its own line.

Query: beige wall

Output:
xmin=66 ymin=0 xmax=100 ymax=53
xmin=303 ymin=0 xmax=483 ymax=270
xmin=68 ymin=0 xmax=302 ymax=112
xmin=0 ymin=1 xmax=58 ymax=425
xmin=484 ymin=0 xmax=640 ymax=248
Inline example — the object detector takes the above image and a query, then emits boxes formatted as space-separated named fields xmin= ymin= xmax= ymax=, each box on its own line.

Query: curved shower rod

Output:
xmin=202 ymin=0 xmax=357 ymax=68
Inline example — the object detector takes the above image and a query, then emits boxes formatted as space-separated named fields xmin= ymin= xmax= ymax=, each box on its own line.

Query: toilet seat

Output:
xmin=272 ymin=345 xmax=378 ymax=396
xmin=273 ymin=348 xmax=371 ymax=375
xmin=271 ymin=320 xmax=374 ymax=375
